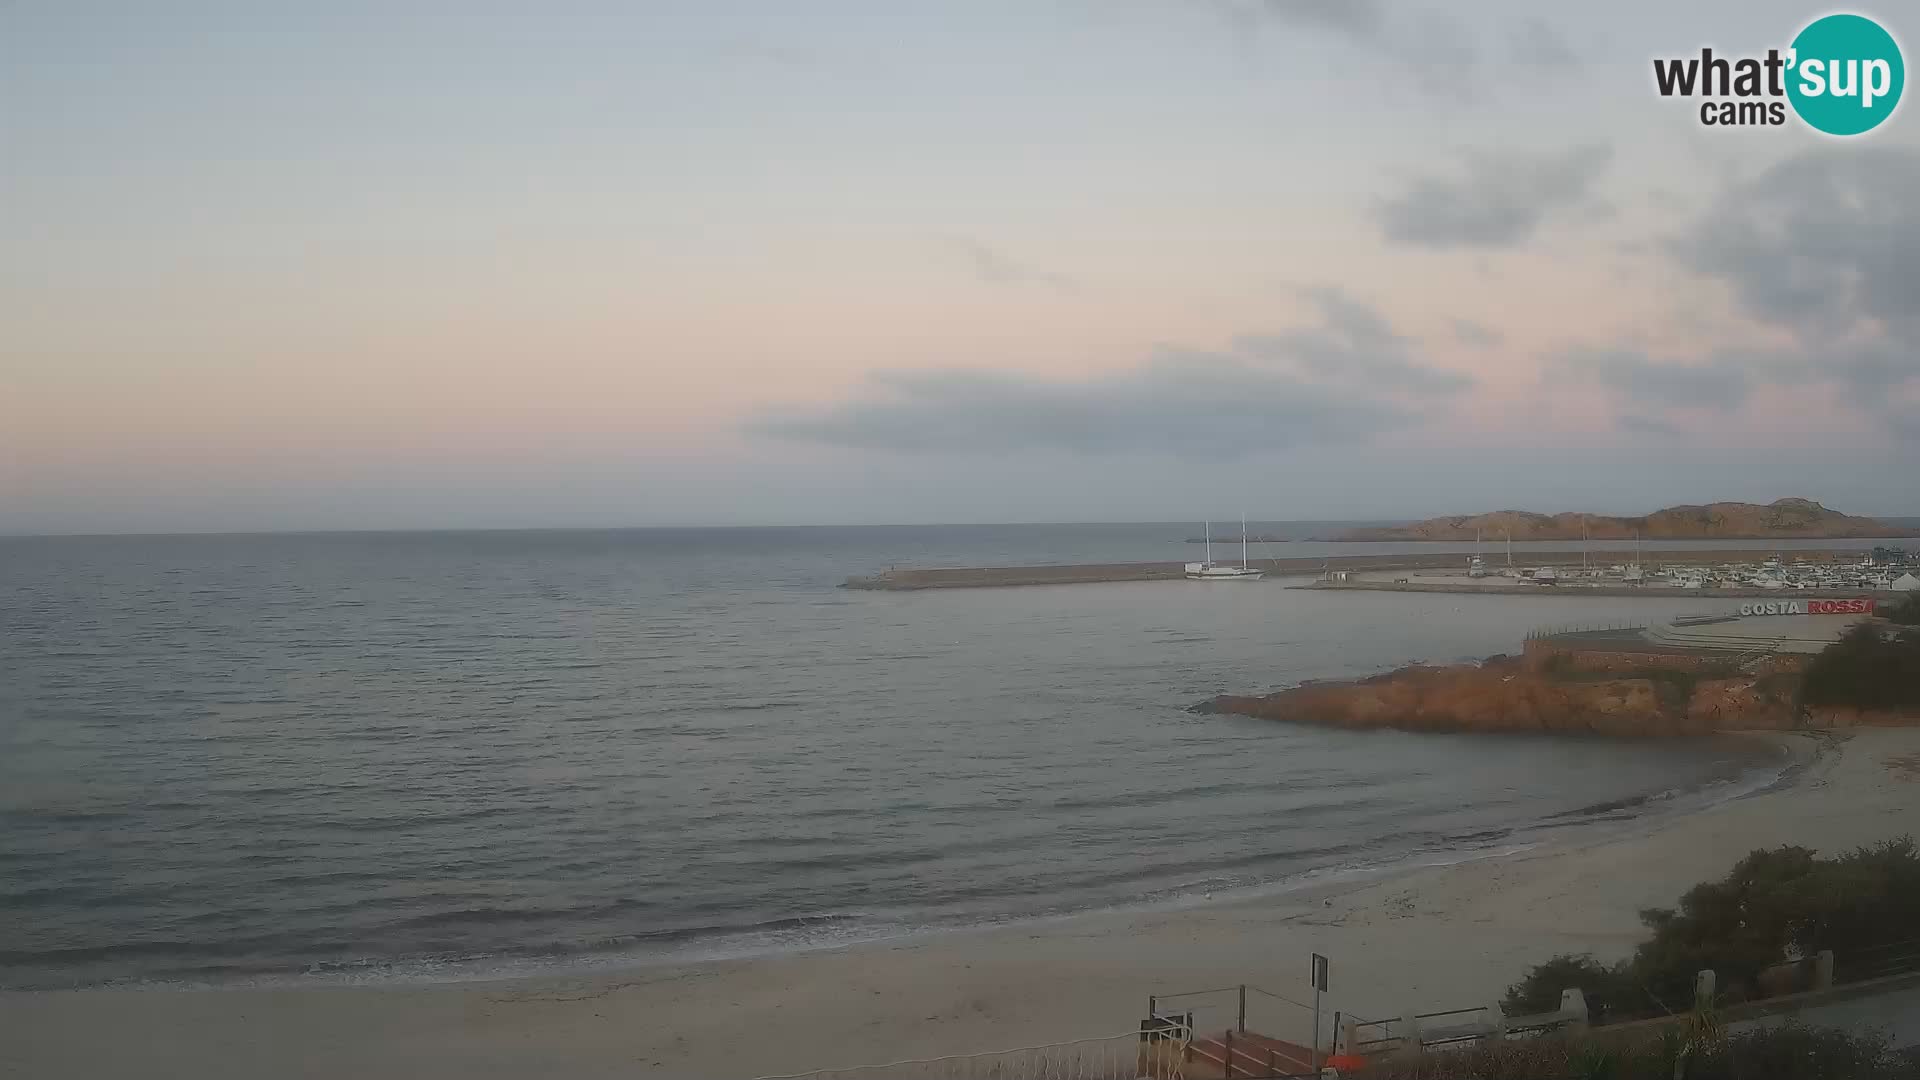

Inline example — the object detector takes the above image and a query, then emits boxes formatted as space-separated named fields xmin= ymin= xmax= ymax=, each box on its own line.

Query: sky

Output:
xmin=3 ymin=1 xmax=1918 ymax=533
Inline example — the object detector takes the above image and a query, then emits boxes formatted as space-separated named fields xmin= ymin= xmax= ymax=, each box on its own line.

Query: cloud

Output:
xmin=751 ymin=364 xmax=1411 ymax=456
xmin=1219 ymin=0 xmax=1476 ymax=97
xmin=1451 ymin=319 xmax=1503 ymax=348
xmin=1376 ymin=143 xmax=1613 ymax=249
xmin=753 ymin=289 xmax=1471 ymax=456
xmin=945 ymin=238 xmax=1075 ymax=290
xmin=1393 ymin=10 xmax=1478 ymax=94
xmin=1553 ymin=347 xmax=1755 ymax=411
xmin=1676 ymin=146 xmax=1920 ymax=345
xmin=1680 ymin=148 xmax=1920 ymax=421
xmin=1215 ymin=8 xmax=1573 ymax=99
xmin=1256 ymin=0 xmax=1384 ymax=39
xmin=1508 ymin=17 xmax=1578 ymax=71
xmin=1556 ymin=147 xmax=1920 ymax=438
xmin=1238 ymin=287 xmax=1475 ymax=394
xmin=1616 ymin=415 xmax=1680 ymax=438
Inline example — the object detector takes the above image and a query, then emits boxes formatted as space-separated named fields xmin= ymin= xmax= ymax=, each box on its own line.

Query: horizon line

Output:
xmin=5 ymin=511 xmax=1919 ymax=542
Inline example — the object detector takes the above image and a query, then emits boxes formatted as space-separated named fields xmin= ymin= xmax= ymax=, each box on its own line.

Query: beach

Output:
xmin=7 ymin=727 xmax=1917 ymax=1079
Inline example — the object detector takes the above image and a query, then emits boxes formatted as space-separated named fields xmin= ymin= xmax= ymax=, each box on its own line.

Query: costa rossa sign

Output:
xmin=1738 ymin=598 xmax=1877 ymax=616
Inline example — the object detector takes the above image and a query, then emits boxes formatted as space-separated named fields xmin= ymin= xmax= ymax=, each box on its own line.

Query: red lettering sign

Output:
xmin=1807 ymin=598 xmax=1876 ymax=615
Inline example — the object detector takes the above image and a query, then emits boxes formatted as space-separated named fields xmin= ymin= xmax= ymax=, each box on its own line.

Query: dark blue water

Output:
xmin=3 ymin=524 xmax=1887 ymax=990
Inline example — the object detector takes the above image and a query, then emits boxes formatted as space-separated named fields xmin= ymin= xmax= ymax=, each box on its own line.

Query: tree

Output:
xmin=1886 ymin=592 xmax=1920 ymax=626
xmin=1504 ymin=838 xmax=1920 ymax=1021
xmin=1502 ymin=953 xmax=1630 ymax=1021
xmin=1801 ymin=623 xmax=1920 ymax=709
xmin=1623 ymin=845 xmax=1818 ymax=1009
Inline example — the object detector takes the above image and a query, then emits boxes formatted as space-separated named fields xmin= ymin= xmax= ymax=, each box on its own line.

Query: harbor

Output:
xmin=844 ymin=547 xmax=1919 ymax=594
xmin=1298 ymin=548 xmax=1918 ymax=596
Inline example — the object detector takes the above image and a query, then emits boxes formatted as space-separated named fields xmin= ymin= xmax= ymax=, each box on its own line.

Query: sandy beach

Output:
xmin=6 ymin=728 xmax=1918 ymax=1080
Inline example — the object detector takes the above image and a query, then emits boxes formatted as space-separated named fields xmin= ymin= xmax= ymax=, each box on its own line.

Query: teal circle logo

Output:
xmin=1787 ymin=13 xmax=1905 ymax=135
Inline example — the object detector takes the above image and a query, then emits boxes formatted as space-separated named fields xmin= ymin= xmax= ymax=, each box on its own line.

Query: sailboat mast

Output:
xmin=1241 ymin=511 xmax=1249 ymax=569
xmin=1205 ymin=520 xmax=1212 ymax=565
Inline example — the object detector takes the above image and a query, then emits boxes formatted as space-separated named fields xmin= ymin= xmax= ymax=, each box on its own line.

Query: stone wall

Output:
xmin=1521 ymin=640 xmax=1810 ymax=676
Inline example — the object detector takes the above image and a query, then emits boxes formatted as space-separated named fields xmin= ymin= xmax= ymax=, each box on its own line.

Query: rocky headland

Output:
xmin=1335 ymin=498 xmax=1903 ymax=542
xmin=1197 ymin=645 xmax=1919 ymax=737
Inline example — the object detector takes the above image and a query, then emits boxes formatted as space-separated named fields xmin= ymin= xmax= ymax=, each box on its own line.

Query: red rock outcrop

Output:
xmin=1201 ymin=656 xmax=1805 ymax=737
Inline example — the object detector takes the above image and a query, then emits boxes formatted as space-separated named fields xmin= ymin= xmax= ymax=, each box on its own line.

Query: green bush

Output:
xmin=1625 ymin=844 xmax=1821 ymax=1010
xmin=1351 ymin=1024 xmax=1920 ymax=1079
xmin=1502 ymin=838 xmax=1920 ymax=1020
xmin=1801 ymin=623 xmax=1920 ymax=709
xmin=1886 ymin=592 xmax=1920 ymax=626
xmin=1500 ymin=954 xmax=1634 ymax=1023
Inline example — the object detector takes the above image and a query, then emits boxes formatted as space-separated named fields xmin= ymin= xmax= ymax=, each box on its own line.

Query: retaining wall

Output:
xmin=1520 ymin=639 xmax=1811 ymax=676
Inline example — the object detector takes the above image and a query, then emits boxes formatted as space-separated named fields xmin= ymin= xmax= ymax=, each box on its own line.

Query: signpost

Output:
xmin=1311 ymin=953 xmax=1330 ymax=1072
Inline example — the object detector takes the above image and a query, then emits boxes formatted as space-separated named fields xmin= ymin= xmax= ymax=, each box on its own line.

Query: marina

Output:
xmin=845 ymin=547 xmax=1919 ymax=593
xmin=1301 ymin=549 xmax=1919 ymax=596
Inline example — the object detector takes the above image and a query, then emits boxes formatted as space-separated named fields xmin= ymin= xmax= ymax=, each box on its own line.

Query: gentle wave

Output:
xmin=0 ymin=525 xmax=1792 ymax=990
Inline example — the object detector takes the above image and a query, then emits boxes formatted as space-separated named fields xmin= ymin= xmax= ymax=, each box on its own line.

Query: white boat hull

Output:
xmin=1184 ymin=563 xmax=1265 ymax=581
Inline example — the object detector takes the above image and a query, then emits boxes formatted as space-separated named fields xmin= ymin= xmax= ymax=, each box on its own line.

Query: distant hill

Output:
xmin=1336 ymin=499 xmax=1906 ymax=542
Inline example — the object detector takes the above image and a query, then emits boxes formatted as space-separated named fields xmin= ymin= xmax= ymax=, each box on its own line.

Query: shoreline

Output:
xmin=6 ymin=735 xmax=1786 ymax=997
xmin=843 ymin=545 xmax=1916 ymax=590
xmin=15 ymin=729 xmax=1914 ymax=1080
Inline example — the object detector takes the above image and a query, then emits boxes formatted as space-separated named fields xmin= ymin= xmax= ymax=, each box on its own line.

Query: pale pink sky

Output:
xmin=4 ymin=2 xmax=1917 ymax=531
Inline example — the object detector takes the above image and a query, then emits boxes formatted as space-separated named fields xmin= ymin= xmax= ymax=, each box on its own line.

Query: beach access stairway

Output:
xmin=1183 ymin=1030 xmax=1317 ymax=1079
xmin=745 ymin=942 xmax=1920 ymax=1079
xmin=1145 ymin=984 xmax=1324 ymax=1078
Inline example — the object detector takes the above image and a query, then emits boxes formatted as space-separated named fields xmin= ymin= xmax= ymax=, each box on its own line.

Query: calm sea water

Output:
xmin=3 ymin=523 xmax=1912 ymax=990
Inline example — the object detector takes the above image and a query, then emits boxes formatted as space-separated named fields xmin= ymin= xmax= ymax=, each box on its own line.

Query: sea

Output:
xmin=3 ymin=522 xmax=1916 ymax=991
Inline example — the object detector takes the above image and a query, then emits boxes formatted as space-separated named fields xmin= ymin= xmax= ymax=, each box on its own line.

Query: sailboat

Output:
xmin=1186 ymin=516 xmax=1265 ymax=581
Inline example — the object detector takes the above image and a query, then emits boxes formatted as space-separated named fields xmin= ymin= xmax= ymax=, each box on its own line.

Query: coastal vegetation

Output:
xmin=1351 ymin=1025 xmax=1920 ymax=1080
xmin=1884 ymin=592 xmax=1920 ymax=626
xmin=1337 ymin=498 xmax=1901 ymax=542
xmin=1802 ymin=622 xmax=1920 ymax=711
xmin=1503 ymin=838 xmax=1920 ymax=1023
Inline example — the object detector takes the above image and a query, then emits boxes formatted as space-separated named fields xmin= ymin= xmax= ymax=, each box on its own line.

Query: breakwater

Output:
xmin=841 ymin=549 xmax=1868 ymax=590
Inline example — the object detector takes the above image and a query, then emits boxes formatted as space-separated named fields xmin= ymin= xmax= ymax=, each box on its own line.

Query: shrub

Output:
xmin=1501 ymin=954 xmax=1633 ymax=1023
xmin=1351 ymin=1024 xmax=1920 ymax=1079
xmin=1623 ymin=844 xmax=1822 ymax=1011
xmin=1886 ymin=592 xmax=1920 ymax=626
xmin=1801 ymin=624 xmax=1920 ymax=709
xmin=1502 ymin=838 xmax=1920 ymax=1021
